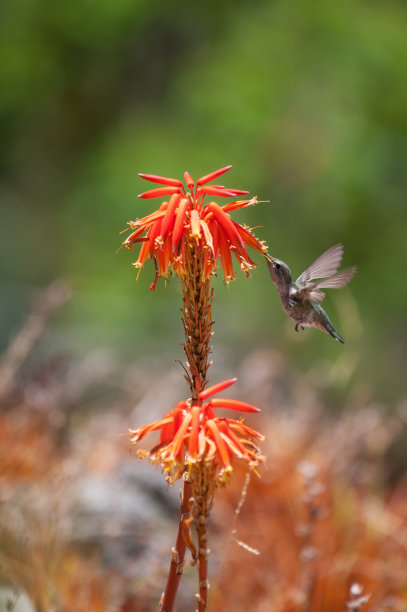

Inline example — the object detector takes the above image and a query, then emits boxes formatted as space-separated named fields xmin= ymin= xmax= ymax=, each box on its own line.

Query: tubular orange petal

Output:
xmin=199 ymin=378 xmax=237 ymax=401
xmin=161 ymin=193 xmax=181 ymax=240
xmin=205 ymin=404 xmax=216 ymax=419
xmin=130 ymin=209 xmax=167 ymax=228
xmin=225 ymin=189 xmax=250 ymax=196
xmin=133 ymin=238 xmax=150 ymax=270
xmin=149 ymin=218 xmax=163 ymax=258
xmin=190 ymin=209 xmax=201 ymax=239
xmin=171 ymin=412 xmax=192 ymax=459
xmin=222 ymin=199 xmax=254 ymax=213
xmin=139 ymin=173 xmax=183 ymax=188
xmin=129 ymin=416 xmax=174 ymax=442
xmin=206 ymin=420 xmax=231 ymax=468
xmin=123 ymin=225 xmax=148 ymax=248
xmin=234 ymin=222 xmax=266 ymax=253
xmin=198 ymin=429 xmax=207 ymax=456
xmin=158 ymin=237 xmax=172 ymax=277
xmin=232 ymin=242 xmax=256 ymax=266
xmin=207 ymin=219 xmax=219 ymax=261
xmin=228 ymin=420 xmax=265 ymax=440
xmin=138 ymin=187 xmax=180 ymax=199
xmin=209 ymin=398 xmax=261 ymax=413
xmin=204 ymin=202 xmax=245 ymax=248
xmin=184 ymin=171 xmax=195 ymax=189
xmin=198 ymin=186 xmax=240 ymax=198
xmin=160 ymin=420 xmax=175 ymax=444
xmin=199 ymin=219 xmax=215 ymax=256
xmin=217 ymin=420 xmax=248 ymax=455
xmin=188 ymin=405 xmax=200 ymax=458
xmin=202 ymin=248 xmax=214 ymax=279
xmin=172 ymin=403 xmax=187 ymax=431
xmin=205 ymin=435 xmax=218 ymax=461
xmin=172 ymin=197 xmax=189 ymax=252
xmin=217 ymin=226 xmax=235 ymax=282
xmin=219 ymin=431 xmax=244 ymax=458
xmin=196 ymin=165 xmax=232 ymax=186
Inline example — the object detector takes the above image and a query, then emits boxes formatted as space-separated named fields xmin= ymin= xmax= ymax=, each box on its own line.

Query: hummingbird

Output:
xmin=265 ymin=244 xmax=356 ymax=343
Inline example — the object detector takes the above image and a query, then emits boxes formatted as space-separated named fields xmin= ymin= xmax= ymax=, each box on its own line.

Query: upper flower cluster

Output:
xmin=121 ymin=165 xmax=267 ymax=289
xmin=130 ymin=377 xmax=265 ymax=484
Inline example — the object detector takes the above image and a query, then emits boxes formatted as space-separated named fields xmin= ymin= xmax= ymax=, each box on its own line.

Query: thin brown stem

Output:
xmin=160 ymin=479 xmax=192 ymax=612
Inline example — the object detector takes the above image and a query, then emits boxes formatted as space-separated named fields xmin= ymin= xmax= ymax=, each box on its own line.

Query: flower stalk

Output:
xmin=181 ymin=240 xmax=214 ymax=399
xmin=123 ymin=166 xmax=267 ymax=611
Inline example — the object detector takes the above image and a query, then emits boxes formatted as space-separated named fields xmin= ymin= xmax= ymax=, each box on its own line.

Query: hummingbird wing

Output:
xmin=295 ymin=244 xmax=344 ymax=287
xmin=294 ymin=267 xmax=357 ymax=303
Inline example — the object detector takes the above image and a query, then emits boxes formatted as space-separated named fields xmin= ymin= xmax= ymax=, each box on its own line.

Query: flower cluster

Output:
xmin=121 ymin=165 xmax=267 ymax=289
xmin=130 ymin=378 xmax=265 ymax=484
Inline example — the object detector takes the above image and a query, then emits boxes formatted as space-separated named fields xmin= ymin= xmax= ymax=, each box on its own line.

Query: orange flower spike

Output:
xmin=161 ymin=193 xmax=181 ymax=241
xmin=204 ymin=202 xmax=245 ymax=248
xmin=138 ymin=186 xmax=180 ymax=199
xmin=172 ymin=197 xmax=190 ymax=252
xmin=188 ymin=405 xmax=201 ymax=458
xmin=190 ymin=209 xmax=201 ymax=240
xmin=206 ymin=420 xmax=231 ymax=468
xmin=138 ymin=172 xmax=184 ymax=188
xmin=208 ymin=398 xmax=261 ymax=413
xmin=196 ymin=165 xmax=232 ymax=186
xmin=198 ymin=377 xmax=237 ymax=401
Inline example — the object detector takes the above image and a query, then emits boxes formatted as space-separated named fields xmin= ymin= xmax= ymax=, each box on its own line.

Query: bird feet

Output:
xmin=295 ymin=323 xmax=305 ymax=332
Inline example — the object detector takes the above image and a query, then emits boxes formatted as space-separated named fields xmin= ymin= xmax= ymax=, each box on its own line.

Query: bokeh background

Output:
xmin=1 ymin=0 xmax=407 ymax=398
xmin=1 ymin=1 xmax=407 ymax=611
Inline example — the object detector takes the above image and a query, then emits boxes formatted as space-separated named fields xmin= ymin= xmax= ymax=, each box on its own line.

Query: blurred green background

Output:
xmin=1 ymin=0 xmax=406 ymax=403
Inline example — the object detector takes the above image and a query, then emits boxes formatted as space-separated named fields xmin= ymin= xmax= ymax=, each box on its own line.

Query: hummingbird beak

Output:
xmin=264 ymin=253 xmax=274 ymax=263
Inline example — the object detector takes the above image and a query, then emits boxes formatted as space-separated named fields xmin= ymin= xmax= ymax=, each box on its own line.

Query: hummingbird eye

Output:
xmin=274 ymin=262 xmax=281 ymax=270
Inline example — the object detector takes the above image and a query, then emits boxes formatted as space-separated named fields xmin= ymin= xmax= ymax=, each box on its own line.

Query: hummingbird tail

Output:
xmin=329 ymin=327 xmax=345 ymax=344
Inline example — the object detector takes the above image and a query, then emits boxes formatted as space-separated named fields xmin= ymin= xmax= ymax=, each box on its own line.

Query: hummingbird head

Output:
xmin=265 ymin=254 xmax=293 ymax=291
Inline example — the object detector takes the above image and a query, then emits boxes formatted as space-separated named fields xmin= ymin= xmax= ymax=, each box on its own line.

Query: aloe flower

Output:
xmin=122 ymin=165 xmax=267 ymax=289
xmin=130 ymin=377 xmax=264 ymax=484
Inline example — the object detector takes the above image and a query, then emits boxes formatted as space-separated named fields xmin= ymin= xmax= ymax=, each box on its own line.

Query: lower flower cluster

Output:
xmin=130 ymin=378 xmax=265 ymax=484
